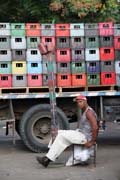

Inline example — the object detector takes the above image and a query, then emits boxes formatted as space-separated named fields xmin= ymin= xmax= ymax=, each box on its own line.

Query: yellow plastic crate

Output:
xmin=12 ymin=61 xmax=26 ymax=74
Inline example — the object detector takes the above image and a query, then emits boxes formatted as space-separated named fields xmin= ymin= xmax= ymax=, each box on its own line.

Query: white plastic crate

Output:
xmin=41 ymin=24 xmax=55 ymax=36
xmin=11 ymin=37 xmax=26 ymax=49
xmin=70 ymin=23 xmax=84 ymax=36
xmin=12 ymin=74 xmax=27 ymax=87
xmin=85 ymin=48 xmax=100 ymax=61
xmin=0 ymin=23 xmax=10 ymax=36
xmin=26 ymin=49 xmax=42 ymax=61
xmin=0 ymin=50 xmax=12 ymax=61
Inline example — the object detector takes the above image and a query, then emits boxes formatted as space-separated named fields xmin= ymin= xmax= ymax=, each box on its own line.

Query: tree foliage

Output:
xmin=50 ymin=0 xmax=120 ymax=22
xmin=0 ymin=0 xmax=119 ymax=23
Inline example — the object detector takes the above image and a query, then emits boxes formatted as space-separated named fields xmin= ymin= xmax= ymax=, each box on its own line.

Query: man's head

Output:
xmin=74 ymin=95 xmax=87 ymax=109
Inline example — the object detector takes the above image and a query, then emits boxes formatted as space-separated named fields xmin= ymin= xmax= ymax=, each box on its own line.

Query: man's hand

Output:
xmin=84 ymin=141 xmax=94 ymax=148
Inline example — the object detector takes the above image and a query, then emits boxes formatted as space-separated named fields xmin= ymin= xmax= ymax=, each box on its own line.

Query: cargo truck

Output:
xmin=0 ymin=22 xmax=120 ymax=152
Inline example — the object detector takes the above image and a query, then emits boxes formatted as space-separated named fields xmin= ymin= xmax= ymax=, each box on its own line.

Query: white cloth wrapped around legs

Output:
xmin=46 ymin=130 xmax=87 ymax=162
xmin=66 ymin=145 xmax=94 ymax=166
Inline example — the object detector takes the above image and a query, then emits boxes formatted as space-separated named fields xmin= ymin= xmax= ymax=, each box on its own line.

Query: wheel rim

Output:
xmin=32 ymin=115 xmax=51 ymax=144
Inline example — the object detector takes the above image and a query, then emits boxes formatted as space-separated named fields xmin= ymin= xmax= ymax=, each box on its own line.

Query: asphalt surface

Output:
xmin=0 ymin=122 xmax=119 ymax=180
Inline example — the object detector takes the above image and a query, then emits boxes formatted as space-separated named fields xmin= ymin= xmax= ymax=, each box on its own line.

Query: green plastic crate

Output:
xmin=0 ymin=62 xmax=12 ymax=74
xmin=71 ymin=61 xmax=86 ymax=73
xmin=85 ymin=36 xmax=99 ymax=48
xmin=26 ymin=37 xmax=40 ymax=49
xmin=87 ymin=73 xmax=100 ymax=85
xmin=10 ymin=23 xmax=25 ymax=36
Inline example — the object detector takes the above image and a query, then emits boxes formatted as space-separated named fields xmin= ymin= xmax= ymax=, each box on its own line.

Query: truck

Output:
xmin=0 ymin=22 xmax=120 ymax=152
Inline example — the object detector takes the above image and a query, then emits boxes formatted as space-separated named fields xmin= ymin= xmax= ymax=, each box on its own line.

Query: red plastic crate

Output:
xmin=57 ymin=74 xmax=71 ymax=87
xmin=114 ymin=36 xmax=120 ymax=49
xmin=100 ymin=48 xmax=114 ymax=60
xmin=71 ymin=73 xmax=86 ymax=86
xmin=41 ymin=36 xmax=56 ymax=47
xmin=56 ymin=49 xmax=71 ymax=62
xmin=55 ymin=24 xmax=70 ymax=37
xmin=101 ymin=72 xmax=116 ymax=85
xmin=26 ymin=23 xmax=41 ymax=36
xmin=0 ymin=74 xmax=12 ymax=87
xmin=27 ymin=74 xmax=42 ymax=87
xmin=98 ymin=22 xmax=114 ymax=36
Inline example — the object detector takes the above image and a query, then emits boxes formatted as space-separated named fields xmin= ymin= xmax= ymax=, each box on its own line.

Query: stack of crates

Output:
xmin=11 ymin=23 xmax=27 ymax=87
xmin=41 ymin=24 xmax=56 ymax=86
xmin=70 ymin=23 xmax=86 ymax=86
xmin=85 ymin=23 xmax=100 ymax=85
xmin=114 ymin=24 xmax=120 ymax=86
xmin=0 ymin=22 xmax=120 ymax=89
xmin=98 ymin=22 xmax=116 ymax=85
xmin=0 ymin=23 xmax=12 ymax=87
xmin=56 ymin=24 xmax=71 ymax=87
xmin=26 ymin=23 xmax=42 ymax=87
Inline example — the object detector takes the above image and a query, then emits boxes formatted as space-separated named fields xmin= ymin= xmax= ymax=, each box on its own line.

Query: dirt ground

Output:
xmin=0 ymin=122 xmax=120 ymax=180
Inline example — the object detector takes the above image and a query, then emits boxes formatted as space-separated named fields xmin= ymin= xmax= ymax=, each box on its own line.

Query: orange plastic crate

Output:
xmin=101 ymin=72 xmax=116 ymax=85
xmin=26 ymin=23 xmax=41 ymax=36
xmin=55 ymin=24 xmax=70 ymax=37
xmin=71 ymin=73 xmax=86 ymax=86
xmin=57 ymin=74 xmax=71 ymax=87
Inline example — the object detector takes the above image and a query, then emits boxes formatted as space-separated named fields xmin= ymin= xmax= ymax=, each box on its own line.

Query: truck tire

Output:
xmin=19 ymin=104 xmax=69 ymax=152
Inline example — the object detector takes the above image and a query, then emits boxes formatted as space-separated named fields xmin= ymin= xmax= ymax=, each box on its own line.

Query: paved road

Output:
xmin=0 ymin=122 xmax=119 ymax=180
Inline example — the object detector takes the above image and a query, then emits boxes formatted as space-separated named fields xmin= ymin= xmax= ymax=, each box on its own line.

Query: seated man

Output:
xmin=36 ymin=95 xmax=98 ymax=168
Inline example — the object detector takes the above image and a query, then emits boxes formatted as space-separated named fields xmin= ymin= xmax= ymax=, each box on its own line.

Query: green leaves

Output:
xmin=0 ymin=0 xmax=119 ymax=22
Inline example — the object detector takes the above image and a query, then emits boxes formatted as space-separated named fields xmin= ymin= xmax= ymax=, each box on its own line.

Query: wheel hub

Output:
xmin=34 ymin=118 xmax=51 ymax=136
xmin=40 ymin=122 xmax=50 ymax=134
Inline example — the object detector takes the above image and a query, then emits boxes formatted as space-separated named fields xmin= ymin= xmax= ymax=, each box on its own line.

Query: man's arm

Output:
xmin=84 ymin=109 xmax=98 ymax=148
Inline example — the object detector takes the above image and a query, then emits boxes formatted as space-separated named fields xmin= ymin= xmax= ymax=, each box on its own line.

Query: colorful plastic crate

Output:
xmin=114 ymin=36 xmax=120 ymax=49
xmin=26 ymin=37 xmax=40 ymax=49
xmin=71 ymin=61 xmax=86 ymax=73
xmin=56 ymin=49 xmax=71 ymax=62
xmin=0 ymin=61 xmax=12 ymax=74
xmin=57 ymin=74 xmax=71 ymax=86
xmin=26 ymin=23 xmax=41 ymax=36
xmin=71 ymin=49 xmax=85 ymax=61
xmin=12 ymin=75 xmax=27 ymax=87
xmin=10 ymin=23 xmax=25 ymax=37
xmin=27 ymin=74 xmax=42 ymax=87
xmin=0 ymin=23 xmax=10 ymax=36
xmin=0 ymin=74 xmax=12 ymax=87
xmin=41 ymin=36 xmax=56 ymax=47
xmin=71 ymin=73 xmax=86 ymax=86
xmin=70 ymin=23 xmax=84 ymax=36
xmin=86 ymin=61 xmax=100 ymax=73
xmin=87 ymin=73 xmax=100 ymax=85
xmin=55 ymin=24 xmax=70 ymax=37
xmin=27 ymin=61 xmax=42 ymax=74
xmin=12 ymin=61 xmax=26 ymax=74
xmin=98 ymin=22 xmax=114 ymax=36
xmin=100 ymin=48 xmax=114 ymax=61
xmin=101 ymin=72 xmax=116 ymax=85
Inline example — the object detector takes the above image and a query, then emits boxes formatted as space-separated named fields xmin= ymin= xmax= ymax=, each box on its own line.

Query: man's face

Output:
xmin=76 ymin=99 xmax=86 ymax=109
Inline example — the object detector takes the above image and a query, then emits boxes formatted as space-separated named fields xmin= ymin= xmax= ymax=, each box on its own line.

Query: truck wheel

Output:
xmin=19 ymin=104 xmax=69 ymax=152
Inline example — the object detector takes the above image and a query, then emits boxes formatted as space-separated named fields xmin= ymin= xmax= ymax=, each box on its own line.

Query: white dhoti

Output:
xmin=65 ymin=145 xmax=94 ymax=166
xmin=46 ymin=130 xmax=87 ymax=162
